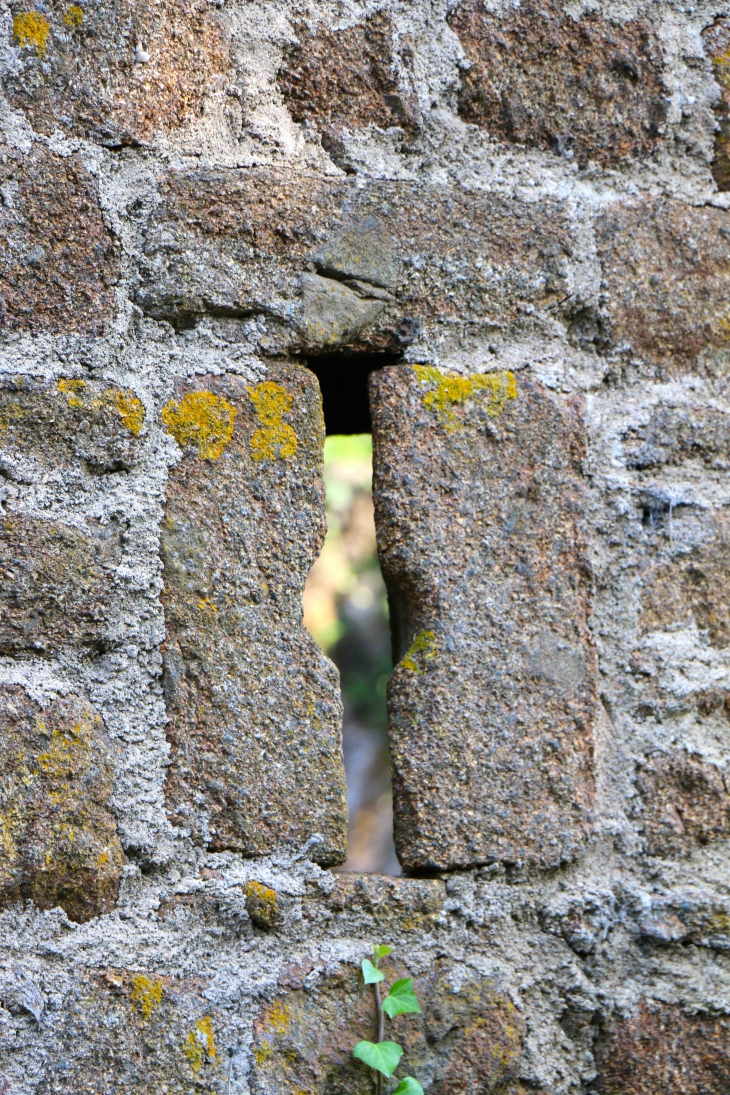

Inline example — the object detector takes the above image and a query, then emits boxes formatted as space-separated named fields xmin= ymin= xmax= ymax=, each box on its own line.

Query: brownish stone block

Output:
xmin=449 ymin=0 xmax=665 ymax=167
xmin=640 ymin=521 xmax=730 ymax=646
xmin=160 ymin=366 xmax=348 ymax=865
xmin=635 ymin=750 xmax=730 ymax=857
xmin=0 ymin=515 xmax=121 ymax=657
xmin=0 ymin=144 xmax=118 ymax=335
xmin=0 ymin=375 xmax=146 ymax=474
xmin=595 ymin=1001 xmax=730 ymax=1094
xmin=252 ymin=956 xmax=523 ymax=1095
xmin=5 ymin=1 xmax=228 ymax=145
xmin=595 ymin=199 xmax=730 ymax=374
xmin=0 ymin=686 xmax=123 ymax=922
xmin=371 ymin=365 xmax=595 ymax=872
xmin=278 ymin=11 xmax=418 ymax=165
xmin=702 ymin=17 xmax=730 ymax=191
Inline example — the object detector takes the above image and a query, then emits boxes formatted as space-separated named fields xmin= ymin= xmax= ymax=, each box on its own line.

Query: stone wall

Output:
xmin=0 ymin=1 xmax=728 ymax=1092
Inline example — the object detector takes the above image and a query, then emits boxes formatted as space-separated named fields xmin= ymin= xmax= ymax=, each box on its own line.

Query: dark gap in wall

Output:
xmin=302 ymin=350 xmax=402 ymax=874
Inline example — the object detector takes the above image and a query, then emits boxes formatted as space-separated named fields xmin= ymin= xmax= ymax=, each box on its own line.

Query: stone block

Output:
xmin=0 ymin=144 xmax=118 ymax=334
xmin=702 ymin=17 xmax=730 ymax=191
xmin=371 ymin=365 xmax=595 ymax=872
xmin=160 ymin=366 xmax=348 ymax=864
xmin=449 ymin=0 xmax=665 ymax=167
xmin=594 ymin=199 xmax=730 ymax=374
xmin=278 ymin=10 xmax=419 ymax=165
xmin=595 ymin=1002 xmax=730 ymax=1094
xmin=5 ymin=0 xmax=228 ymax=145
xmin=635 ymin=750 xmax=730 ymax=857
xmin=0 ymin=375 xmax=146 ymax=474
xmin=252 ymin=956 xmax=523 ymax=1095
xmin=0 ymin=515 xmax=122 ymax=656
xmin=622 ymin=403 xmax=730 ymax=471
xmin=0 ymin=686 xmax=123 ymax=922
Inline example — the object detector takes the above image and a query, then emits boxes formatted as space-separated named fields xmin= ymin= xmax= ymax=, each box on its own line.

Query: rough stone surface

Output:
xmin=595 ymin=1002 xmax=730 ymax=1094
xmin=371 ymin=364 xmax=595 ymax=872
xmin=0 ymin=144 xmax=119 ymax=334
xmin=636 ymin=750 xmax=730 ymax=856
xmin=0 ymin=686 xmax=123 ymax=923
xmin=160 ymin=365 xmax=348 ymax=864
xmin=703 ymin=17 xmax=730 ymax=190
xmin=449 ymin=0 xmax=666 ymax=167
xmin=5 ymin=0 xmax=229 ymax=144
xmin=593 ymin=199 xmax=730 ymax=375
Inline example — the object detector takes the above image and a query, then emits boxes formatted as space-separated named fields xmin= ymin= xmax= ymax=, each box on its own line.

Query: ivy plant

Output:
xmin=352 ymin=944 xmax=424 ymax=1095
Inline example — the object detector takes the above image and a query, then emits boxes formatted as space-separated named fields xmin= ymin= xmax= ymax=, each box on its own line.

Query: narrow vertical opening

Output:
xmin=302 ymin=352 xmax=402 ymax=874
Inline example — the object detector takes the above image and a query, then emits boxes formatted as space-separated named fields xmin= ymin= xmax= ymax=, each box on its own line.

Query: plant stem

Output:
xmin=374 ymin=982 xmax=384 ymax=1095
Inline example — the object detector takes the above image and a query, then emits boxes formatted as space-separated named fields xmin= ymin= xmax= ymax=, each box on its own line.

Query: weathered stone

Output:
xmin=622 ymin=403 xmax=730 ymax=470
xmin=0 ymin=375 xmax=145 ymax=474
xmin=314 ymin=873 xmax=445 ymax=934
xmin=252 ymin=957 xmax=523 ymax=1095
xmin=371 ymin=365 xmax=595 ymax=872
xmin=0 ymin=686 xmax=123 ymax=922
xmin=635 ymin=750 xmax=730 ymax=857
xmin=243 ymin=880 xmax=282 ymax=931
xmin=637 ymin=892 xmax=730 ymax=950
xmin=0 ymin=143 xmax=119 ymax=334
xmin=0 ymin=515 xmax=122 ymax=656
xmin=449 ymin=0 xmax=666 ymax=167
xmin=594 ymin=199 xmax=730 ymax=374
xmin=702 ymin=17 xmax=730 ymax=191
xmin=595 ymin=1002 xmax=730 ymax=1094
xmin=36 ymin=968 xmax=222 ymax=1093
xmin=299 ymin=273 xmax=386 ymax=351
xmin=160 ymin=366 xmax=348 ymax=864
xmin=640 ymin=521 xmax=730 ymax=646
xmin=137 ymin=169 xmax=574 ymax=347
xmin=278 ymin=11 xmax=418 ymax=165
xmin=5 ymin=0 xmax=228 ymax=144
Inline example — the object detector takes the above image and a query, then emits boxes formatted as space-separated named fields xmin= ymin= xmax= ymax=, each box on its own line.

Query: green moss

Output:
xmin=248 ymin=381 xmax=297 ymax=462
xmin=162 ymin=391 xmax=236 ymax=460
xmin=400 ymin=629 xmax=436 ymax=672
xmin=13 ymin=11 xmax=50 ymax=56
xmin=413 ymin=365 xmax=517 ymax=432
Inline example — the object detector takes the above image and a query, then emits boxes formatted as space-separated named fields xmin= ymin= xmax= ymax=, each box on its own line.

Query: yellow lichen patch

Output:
xmin=64 ymin=5 xmax=83 ymax=26
xmin=413 ymin=365 xmax=517 ymax=432
xmin=13 ymin=11 xmax=50 ymax=56
xmin=714 ymin=47 xmax=730 ymax=89
xmin=111 ymin=390 xmax=145 ymax=436
xmin=130 ymin=974 xmax=164 ymax=1019
xmin=162 ymin=391 xmax=236 ymax=460
xmin=253 ymin=1040 xmax=272 ymax=1066
xmin=197 ymin=598 xmax=217 ymax=613
xmin=400 ymin=629 xmax=436 ymax=672
xmin=265 ymin=1001 xmax=290 ymax=1035
xmin=184 ymin=1017 xmax=217 ymax=1073
xmin=248 ymin=381 xmax=298 ymax=462
xmin=58 ymin=377 xmax=87 ymax=408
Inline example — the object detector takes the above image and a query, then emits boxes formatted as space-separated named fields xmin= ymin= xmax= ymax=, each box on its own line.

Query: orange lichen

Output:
xmin=111 ymin=390 xmax=145 ymax=435
xmin=248 ymin=382 xmax=297 ymax=462
xmin=13 ymin=11 xmax=50 ymax=56
xmin=413 ymin=365 xmax=517 ymax=431
xmin=130 ymin=974 xmax=164 ymax=1019
xmin=161 ymin=391 xmax=236 ymax=460
xmin=64 ymin=5 xmax=83 ymax=27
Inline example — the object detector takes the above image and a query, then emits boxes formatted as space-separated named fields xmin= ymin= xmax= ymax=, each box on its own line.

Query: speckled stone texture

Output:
xmin=160 ymin=365 xmax=348 ymax=864
xmin=0 ymin=687 xmax=123 ymax=923
xmin=371 ymin=365 xmax=595 ymax=872
xmin=702 ymin=17 xmax=730 ymax=190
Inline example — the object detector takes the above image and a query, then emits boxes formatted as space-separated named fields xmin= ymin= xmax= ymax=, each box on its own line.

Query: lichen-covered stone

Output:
xmin=252 ymin=957 xmax=523 ymax=1095
xmin=0 ymin=687 xmax=123 ymax=922
xmin=0 ymin=375 xmax=145 ymax=474
xmin=5 ymin=0 xmax=228 ymax=145
xmin=702 ymin=17 xmax=730 ymax=191
xmin=635 ymin=750 xmax=730 ymax=857
xmin=243 ymin=881 xmax=282 ymax=931
xmin=0 ymin=515 xmax=121 ymax=656
xmin=449 ymin=0 xmax=666 ymax=167
xmin=278 ymin=11 xmax=418 ymax=166
xmin=371 ymin=365 xmax=595 ymax=872
xmin=595 ymin=1002 xmax=730 ymax=1094
xmin=0 ymin=143 xmax=118 ymax=334
xmin=161 ymin=365 xmax=348 ymax=864
xmin=594 ymin=199 xmax=730 ymax=374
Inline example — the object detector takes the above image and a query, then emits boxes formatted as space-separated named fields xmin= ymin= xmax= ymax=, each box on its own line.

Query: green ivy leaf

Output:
xmin=373 ymin=944 xmax=393 ymax=960
xmin=362 ymin=959 xmax=385 ymax=984
xmin=392 ymin=1078 xmax=424 ymax=1095
xmin=382 ymin=979 xmax=421 ymax=1018
xmin=353 ymin=1041 xmax=403 ymax=1077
